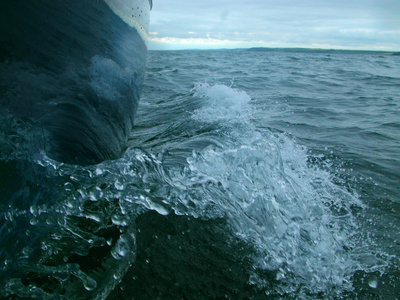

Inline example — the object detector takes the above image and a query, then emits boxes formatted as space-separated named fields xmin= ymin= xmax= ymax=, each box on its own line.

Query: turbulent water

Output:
xmin=2 ymin=49 xmax=400 ymax=299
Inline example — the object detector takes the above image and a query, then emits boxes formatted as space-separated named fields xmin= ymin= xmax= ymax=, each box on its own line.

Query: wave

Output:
xmin=1 ymin=65 xmax=393 ymax=298
xmin=160 ymin=83 xmax=370 ymax=295
xmin=126 ymin=83 xmax=391 ymax=297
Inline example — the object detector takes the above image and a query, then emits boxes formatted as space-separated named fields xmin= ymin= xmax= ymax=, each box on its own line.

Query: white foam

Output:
xmin=28 ymin=83 xmax=378 ymax=297
xmin=168 ymin=83 xmax=365 ymax=295
xmin=191 ymin=82 xmax=252 ymax=123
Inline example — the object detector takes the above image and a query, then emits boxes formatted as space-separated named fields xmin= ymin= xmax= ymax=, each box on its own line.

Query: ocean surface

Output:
xmin=1 ymin=48 xmax=400 ymax=299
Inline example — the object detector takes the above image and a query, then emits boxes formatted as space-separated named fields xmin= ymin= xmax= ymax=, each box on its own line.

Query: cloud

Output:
xmin=148 ymin=0 xmax=400 ymax=51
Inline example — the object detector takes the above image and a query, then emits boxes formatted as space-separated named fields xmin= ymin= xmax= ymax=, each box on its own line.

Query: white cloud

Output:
xmin=148 ymin=0 xmax=400 ymax=51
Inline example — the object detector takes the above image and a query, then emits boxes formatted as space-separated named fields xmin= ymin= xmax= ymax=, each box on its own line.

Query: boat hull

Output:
xmin=0 ymin=1 xmax=151 ymax=298
xmin=0 ymin=0 xmax=151 ymax=164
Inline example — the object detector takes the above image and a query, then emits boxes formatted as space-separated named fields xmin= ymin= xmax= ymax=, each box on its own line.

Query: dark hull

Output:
xmin=0 ymin=0 xmax=150 ymax=165
xmin=0 ymin=0 xmax=151 ymax=298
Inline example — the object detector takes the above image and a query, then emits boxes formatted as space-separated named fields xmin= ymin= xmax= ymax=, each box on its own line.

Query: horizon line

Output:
xmin=148 ymin=46 xmax=400 ymax=54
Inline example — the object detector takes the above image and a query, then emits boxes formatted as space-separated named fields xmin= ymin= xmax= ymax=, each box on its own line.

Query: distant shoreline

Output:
xmin=149 ymin=47 xmax=400 ymax=55
xmin=247 ymin=47 xmax=400 ymax=56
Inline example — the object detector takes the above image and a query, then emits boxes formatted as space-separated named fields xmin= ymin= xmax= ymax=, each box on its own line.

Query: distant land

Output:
xmin=247 ymin=47 xmax=399 ymax=56
xmin=150 ymin=47 xmax=400 ymax=55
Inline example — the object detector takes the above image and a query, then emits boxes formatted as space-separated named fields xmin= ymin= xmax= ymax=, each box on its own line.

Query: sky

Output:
xmin=147 ymin=0 xmax=400 ymax=51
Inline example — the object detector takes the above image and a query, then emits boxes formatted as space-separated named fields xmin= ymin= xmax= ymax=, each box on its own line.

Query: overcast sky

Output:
xmin=148 ymin=0 xmax=400 ymax=51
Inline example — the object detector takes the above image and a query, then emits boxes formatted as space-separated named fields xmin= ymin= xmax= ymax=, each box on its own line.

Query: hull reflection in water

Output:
xmin=0 ymin=0 xmax=151 ymax=298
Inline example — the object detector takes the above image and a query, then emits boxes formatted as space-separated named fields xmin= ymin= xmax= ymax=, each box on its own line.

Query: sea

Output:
xmin=1 ymin=48 xmax=400 ymax=299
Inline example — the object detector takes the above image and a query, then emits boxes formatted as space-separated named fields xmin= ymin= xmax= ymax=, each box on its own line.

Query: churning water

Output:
xmin=1 ymin=49 xmax=400 ymax=299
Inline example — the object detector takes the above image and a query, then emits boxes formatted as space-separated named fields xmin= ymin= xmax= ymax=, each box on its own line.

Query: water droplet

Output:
xmin=83 ymin=277 xmax=97 ymax=291
xmin=111 ymin=236 xmax=130 ymax=260
xmin=368 ymin=275 xmax=378 ymax=289
xmin=51 ymin=233 xmax=62 ymax=240
xmin=95 ymin=167 xmax=104 ymax=175
xmin=89 ymin=191 xmax=98 ymax=201
xmin=41 ymin=242 xmax=49 ymax=250
xmin=22 ymin=246 xmax=30 ymax=255
xmin=114 ymin=180 xmax=125 ymax=190
xmin=64 ymin=182 xmax=74 ymax=192
xmin=29 ymin=218 xmax=38 ymax=225
xmin=111 ymin=214 xmax=128 ymax=226
xmin=5 ymin=211 xmax=14 ymax=222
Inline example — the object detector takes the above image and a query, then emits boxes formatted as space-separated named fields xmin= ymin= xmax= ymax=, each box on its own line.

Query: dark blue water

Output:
xmin=1 ymin=48 xmax=400 ymax=299
xmin=119 ymin=49 xmax=400 ymax=299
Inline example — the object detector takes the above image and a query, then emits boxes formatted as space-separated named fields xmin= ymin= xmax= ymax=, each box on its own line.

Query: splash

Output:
xmin=150 ymin=82 xmax=378 ymax=296
xmin=1 ymin=80 xmax=390 ymax=298
xmin=191 ymin=82 xmax=251 ymax=123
